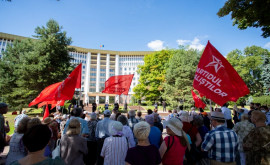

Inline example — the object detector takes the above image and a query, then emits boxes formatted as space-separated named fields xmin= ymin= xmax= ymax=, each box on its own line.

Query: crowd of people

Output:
xmin=0 ymin=102 xmax=270 ymax=165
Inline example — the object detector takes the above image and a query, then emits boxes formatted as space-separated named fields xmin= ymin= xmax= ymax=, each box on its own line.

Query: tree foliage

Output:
xmin=226 ymin=45 xmax=270 ymax=96
xmin=133 ymin=50 xmax=173 ymax=102
xmin=162 ymin=48 xmax=201 ymax=108
xmin=0 ymin=19 xmax=73 ymax=110
xmin=261 ymin=55 xmax=270 ymax=95
xmin=217 ymin=0 xmax=270 ymax=38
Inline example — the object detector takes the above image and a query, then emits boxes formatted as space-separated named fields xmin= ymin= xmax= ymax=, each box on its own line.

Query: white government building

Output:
xmin=0 ymin=32 xmax=153 ymax=104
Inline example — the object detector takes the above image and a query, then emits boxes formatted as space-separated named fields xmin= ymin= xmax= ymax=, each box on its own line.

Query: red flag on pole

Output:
xmin=55 ymin=63 xmax=82 ymax=100
xmin=102 ymin=74 xmax=134 ymax=95
xmin=191 ymin=90 xmax=206 ymax=109
xmin=29 ymin=82 xmax=62 ymax=107
xmin=43 ymin=104 xmax=50 ymax=121
xmin=193 ymin=41 xmax=249 ymax=106
xmin=38 ymin=100 xmax=65 ymax=109
xmin=29 ymin=63 xmax=82 ymax=107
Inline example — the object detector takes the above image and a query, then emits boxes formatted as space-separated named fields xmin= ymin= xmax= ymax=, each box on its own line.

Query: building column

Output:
xmin=84 ymin=52 xmax=91 ymax=104
xmin=106 ymin=53 xmax=110 ymax=102
xmin=115 ymin=54 xmax=120 ymax=102
xmin=96 ymin=53 xmax=100 ymax=103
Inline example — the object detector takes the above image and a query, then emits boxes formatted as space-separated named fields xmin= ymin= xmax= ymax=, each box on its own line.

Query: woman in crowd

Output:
xmin=101 ymin=121 xmax=129 ymax=165
xmin=10 ymin=124 xmax=65 ymax=165
xmin=159 ymin=118 xmax=190 ymax=165
xmin=117 ymin=115 xmax=136 ymax=148
xmin=6 ymin=117 xmax=30 ymax=165
xmin=60 ymin=118 xmax=88 ymax=165
xmin=233 ymin=114 xmax=254 ymax=165
xmin=145 ymin=115 xmax=162 ymax=149
xmin=86 ymin=112 xmax=98 ymax=165
xmin=125 ymin=121 xmax=161 ymax=165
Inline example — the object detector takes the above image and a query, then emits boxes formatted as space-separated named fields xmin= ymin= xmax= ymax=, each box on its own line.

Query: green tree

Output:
xmin=0 ymin=19 xmax=73 ymax=111
xmin=162 ymin=48 xmax=201 ymax=108
xmin=261 ymin=55 xmax=270 ymax=95
xmin=226 ymin=46 xmax=270 ymax=96
xmin=133 ymin=50 xmax=173 ymax=102
xmin=217 ymin=0 xmax=270 ymax=38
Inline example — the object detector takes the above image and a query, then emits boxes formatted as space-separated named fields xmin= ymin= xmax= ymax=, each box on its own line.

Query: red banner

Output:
xmin=191 ymin=90 xmax=206 ymax=109
xmin=102 ymin=74 xmax=134 ymax=95
xmin=193 ymin=41 xmax=249 ymax=106
xmin=43 ymin=104 xmax=49 ymax=121
xmin=29 ymin=63 xmax=82 ymax=107
xmin=54 ymin=63 xmax=82 ymax=100
xmin=29 ymin=82 xmax=62 ymax=107
xmin=38 ymin=100 xmax=65 ymax=109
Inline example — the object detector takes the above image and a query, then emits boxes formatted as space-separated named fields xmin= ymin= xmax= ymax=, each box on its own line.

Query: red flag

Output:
xmin=38 ymin=100 xmax=65 ymax=108
xmin=193 ymin=41 xmax=249 ymax=106
xmin=43 ymin=104 xmax=50 ymax=121
xmin=55 ymin=63 xmax=82 ymax=100
xmin=102 ymin=74 xmax=134 ymax=95
xmin=29 ymin=82 xmax=62 ymax=107
xmin=29 ymin=63 xmax=82 ymax=107
xmin=191 ymin=90 xmax=206 ymax=109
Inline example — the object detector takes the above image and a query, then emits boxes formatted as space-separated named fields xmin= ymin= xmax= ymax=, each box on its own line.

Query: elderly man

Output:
xmin=95 ymin=110 xmax=113 ymax=165
xmin=202 ymin=112 xmax=238 ymax=165
xmin=243 ymin=111 xmax=270 ymax=165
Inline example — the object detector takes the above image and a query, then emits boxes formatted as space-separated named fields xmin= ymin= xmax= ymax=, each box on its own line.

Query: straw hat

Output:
xmin=163 ymin=117 xmax=184 ymax=136
xmin=211 ymin=112 xmax=225 ymax=120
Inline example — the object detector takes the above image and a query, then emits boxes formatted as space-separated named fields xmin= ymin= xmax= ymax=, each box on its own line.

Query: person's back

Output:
xmin=128 ymin=117 xmax=139 ymax=131
xmin=101 ymin=136 xmax=128 ymax=165
xmin=162 ymin=136 xmax=186 ymax=165
xmin=149 ymin=126 xmax=161 ymax=148
xmin=126 ymin=144 xmax=160 ymax=165
xmin=182 ymin=122 xmax=198 ymax=143
xmin=202 ymin=125 xmax=238 ymax=162
xmin=60 ymin=134 xmax=87 ymax=165
xmin=6 ymin=133 xmax=27 ymax=165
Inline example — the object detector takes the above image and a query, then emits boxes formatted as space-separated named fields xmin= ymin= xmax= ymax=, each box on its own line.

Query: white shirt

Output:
xmin=221 ymin=106 xmax=232 ymax=120
xmin=122 ymin=126 xmax=136 ymax=148
xmin=242 ymin=108 xmax=249 ymax=114
xmin=101 ymin=136 xmax=128 ymax=165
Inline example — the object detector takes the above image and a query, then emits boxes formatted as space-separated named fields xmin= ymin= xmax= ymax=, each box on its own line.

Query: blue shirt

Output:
xmin=95 ymin=117 xmax=113 ymax=138
xmin=63 ymin=117 xmax=90 ymax=135
xmin=148 ymin=126 xmax=161 ymax=148
xmin=202 ymin=125 xmax=238 ymax=163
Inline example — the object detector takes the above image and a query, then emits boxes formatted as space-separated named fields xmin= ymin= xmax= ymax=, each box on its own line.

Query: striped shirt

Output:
xmin=202 ymin=125 xmax=238 ymax=163
xmin=101 ymin=136 xmax=129 ymax=165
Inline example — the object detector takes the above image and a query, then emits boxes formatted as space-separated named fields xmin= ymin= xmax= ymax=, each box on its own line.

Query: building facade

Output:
xmin=0 ymin=32 xmax=152 ymax=104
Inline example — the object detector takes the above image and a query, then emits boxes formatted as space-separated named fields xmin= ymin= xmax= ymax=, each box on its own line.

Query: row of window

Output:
xmin=71 ymin=59 xmax=86 ymax=64
xmin=90 ymin=78 xmax=106 ymax=82
xmin=119 ymin=63 xmax=144 ymax=66
xmin=119 ymin=57 xmax=144 ymax=62
xmin=69 ymin=52 xmax=87 ymax=59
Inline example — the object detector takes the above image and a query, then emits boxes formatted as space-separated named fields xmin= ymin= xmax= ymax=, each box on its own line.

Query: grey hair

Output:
xmin=133 ymin=121 xmax=150 ymax=140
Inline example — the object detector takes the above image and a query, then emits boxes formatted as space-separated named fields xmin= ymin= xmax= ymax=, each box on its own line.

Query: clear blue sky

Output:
xmin=1 ymin=0 xmax=269 ymax=55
